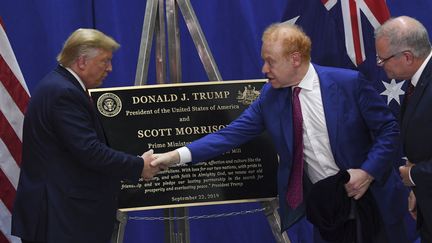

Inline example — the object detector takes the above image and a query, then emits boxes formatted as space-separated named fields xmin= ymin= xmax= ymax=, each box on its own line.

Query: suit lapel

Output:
xmin=402 ymin=59 xmax=432 ymax=137
xmin=55 ymin=65 xmax=107 ymax=143
xmin=316 ymin=66 xmax=339 ymax=157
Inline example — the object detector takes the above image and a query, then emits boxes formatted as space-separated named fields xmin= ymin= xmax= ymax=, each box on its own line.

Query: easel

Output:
xmin=134 ymin=0 xmax=221 ymax=85
xmin=112 ymin=0 xmax=291 ymax=242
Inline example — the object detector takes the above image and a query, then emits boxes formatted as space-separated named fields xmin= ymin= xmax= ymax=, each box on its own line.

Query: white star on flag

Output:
xmin=380 ymin=79 xmax=405 ymax=105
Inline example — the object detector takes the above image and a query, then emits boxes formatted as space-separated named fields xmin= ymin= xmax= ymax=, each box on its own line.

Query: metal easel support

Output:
xmin=134 ymin=0 xmax=221 ymax=85
xmin=131 ymin=0 xmax=290 ymax=242
xmin=164 ymin=207 xmax=191 ymax=243
xmin=133 ymin=0 xmax=221 ymax=242
xmin=261 ymin=198 xmax=291 ymax=243
xmin=111 ymin=210 xmax=128 ymax=243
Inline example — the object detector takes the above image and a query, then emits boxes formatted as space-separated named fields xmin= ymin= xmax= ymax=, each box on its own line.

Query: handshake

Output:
xmin=139 ymin=149 xmax=182 ymax=181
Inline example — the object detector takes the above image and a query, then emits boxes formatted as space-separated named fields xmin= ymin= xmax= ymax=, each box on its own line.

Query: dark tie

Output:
xmin=86 ymin=89 xmax=94 ymax=104
xmin=405 ymin=80 xmax=415 ymax=102
xmin=286 ymin=87 xmax=304 ymax=209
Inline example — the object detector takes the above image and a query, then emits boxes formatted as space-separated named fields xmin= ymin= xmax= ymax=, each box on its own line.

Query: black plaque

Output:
xmin=89 ymin=80 xmax=278 ymax=209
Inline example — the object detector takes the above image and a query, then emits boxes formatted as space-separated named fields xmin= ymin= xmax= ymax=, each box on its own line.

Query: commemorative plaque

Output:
xmin=89 ymin=80 xmax=278 ymax=210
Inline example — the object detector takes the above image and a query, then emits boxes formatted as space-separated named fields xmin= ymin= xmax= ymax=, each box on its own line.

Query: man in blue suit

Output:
xmin=12 ymin=28 xmax=160 ymax=243
xmin=376 ymin=16 xmax=432 ymax=243
xmin=152 ymin=23 xmax=409 ymax=242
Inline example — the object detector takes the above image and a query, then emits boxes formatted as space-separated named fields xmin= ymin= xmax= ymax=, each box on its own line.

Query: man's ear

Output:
xmin=403 ymin=51 xmax=415 ymax=65
xmin=77 ymin=55 xmax=87 ymax=70
xmin=290 ymin=51 xmax=302 ymax=67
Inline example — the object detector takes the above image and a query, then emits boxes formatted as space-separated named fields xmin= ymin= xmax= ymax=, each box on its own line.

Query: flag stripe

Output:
xmin=0 ymin=169 xmax=16 ymax=211
xmin=355 ymin=4 xmax=366 ymax=64
xmin=0 ymin=228 xmax=9 ymax=243
xmin=321 ymin=0 xmax=337 ymax=10
xmin=357 ymin=0 xmax=385 ymax=29
xmin=0 ymin=199 xmax=21 ymax=243
xmin=0 ymin=111 xmax=22 ymax=166
xmin=357 ymin=0 xmax=380 ymax=29
xmin=0 ymin=82 xmax=24 ymax=142
xmin=0 ymin=139 xmax=20 ymax=189
xmin=0 ymin=55 xmax=29 ymax=113
xmin=363 ymin=0 xmax=390 ymax=24
xmin=341 ymin=0 xmax=356 ymax=65
xmin=348 ymin=0 xmax=363 ymax=65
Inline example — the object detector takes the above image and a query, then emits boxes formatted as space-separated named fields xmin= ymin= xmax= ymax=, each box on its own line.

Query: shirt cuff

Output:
xmin=176 ymin=147 xmax=192 ymax=165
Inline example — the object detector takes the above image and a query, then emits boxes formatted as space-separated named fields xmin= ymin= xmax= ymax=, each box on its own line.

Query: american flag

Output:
xmin=0 ymin=18 xmax=29 ymax=243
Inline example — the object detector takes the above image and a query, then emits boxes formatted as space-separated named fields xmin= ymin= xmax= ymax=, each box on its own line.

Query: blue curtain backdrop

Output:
xmin=1 ymin=1 xmax=432 ymax=243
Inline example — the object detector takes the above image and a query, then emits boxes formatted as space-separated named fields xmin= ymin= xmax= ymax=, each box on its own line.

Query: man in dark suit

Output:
xmin=375 ymin=16 xmax=432 ymax=242
xmin=11 ymin=28 xmax=160 ymax=243
xmin=151 ymin=23 xmax=409 ymax=242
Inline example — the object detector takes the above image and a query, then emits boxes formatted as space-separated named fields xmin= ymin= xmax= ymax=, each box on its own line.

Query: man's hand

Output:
xmin=140 ymin=149 xmax=160 ymax=181
xmin=399 ymin=160 xmax=415 ymax=187
xmin=151 ymin=150 xmax=180 ymax=168
xmin=408 ymin=190 xmax=417 ymax=220
xmin=345 ymin=168 xmax=374 ymax=200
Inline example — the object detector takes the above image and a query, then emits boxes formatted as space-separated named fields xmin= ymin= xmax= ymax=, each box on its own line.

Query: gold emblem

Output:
xmin=236 ymin=85 xmax=260 ymax=105
xmin=97 ymin=92 xmax=122 ymax=117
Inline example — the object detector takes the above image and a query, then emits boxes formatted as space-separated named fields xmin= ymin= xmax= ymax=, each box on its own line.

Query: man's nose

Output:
xmin=262 ymin=62 xmax=269 ymax=74
xmin=106 ymin=62 xmax=113 ymax=72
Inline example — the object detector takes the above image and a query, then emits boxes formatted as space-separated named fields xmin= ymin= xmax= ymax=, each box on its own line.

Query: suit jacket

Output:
xmin=12 ymin=66 xmax=143 ymax=243
xmin=306 ymin=170 xmax=380 ymax=243
xmin=186 ymin=64 xmax=406 ymax=232
xmin=401 ymin=58 xmax=432 ymax=240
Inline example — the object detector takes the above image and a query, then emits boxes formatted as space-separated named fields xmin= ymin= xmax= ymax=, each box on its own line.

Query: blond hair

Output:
xmin=57 ymin=28 xmax=120 ymax=67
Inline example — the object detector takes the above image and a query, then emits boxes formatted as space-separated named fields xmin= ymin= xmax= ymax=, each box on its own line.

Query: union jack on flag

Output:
xmin=321 ymin=0 xmax=390 ymax=66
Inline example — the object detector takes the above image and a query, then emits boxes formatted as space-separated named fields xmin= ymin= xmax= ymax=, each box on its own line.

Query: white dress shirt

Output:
xmin=410 ymin=50 xmax=432 ymax=88
xmin=65 ymin=66 xmax=86 ymax=91
xmin=296 ymin=64 xmax=339 ymax=183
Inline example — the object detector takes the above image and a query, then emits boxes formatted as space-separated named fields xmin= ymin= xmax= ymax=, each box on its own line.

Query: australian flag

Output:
xmin=282 ymin=0 xmax=405 ymax=117
xmin=281 ymin=0 xmax=432 ymax=242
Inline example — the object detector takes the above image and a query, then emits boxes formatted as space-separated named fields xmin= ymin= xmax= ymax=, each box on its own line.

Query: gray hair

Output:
xmin=375 ymin=16 xmax=431 ymax=59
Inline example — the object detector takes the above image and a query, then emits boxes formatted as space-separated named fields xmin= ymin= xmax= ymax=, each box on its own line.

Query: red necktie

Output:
xmin=405 ymin=80 xmax=415 ymax=102
xmin=286 ymin=87 xmax=304 ymax=209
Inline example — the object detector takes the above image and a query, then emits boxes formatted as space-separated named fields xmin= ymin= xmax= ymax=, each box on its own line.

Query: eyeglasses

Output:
xmin=376 ymin=50 xmax=410 ymax=65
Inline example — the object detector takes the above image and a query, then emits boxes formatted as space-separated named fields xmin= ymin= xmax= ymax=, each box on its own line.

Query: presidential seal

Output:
xmin=97 ymin=92 xmax=122 ymax=117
